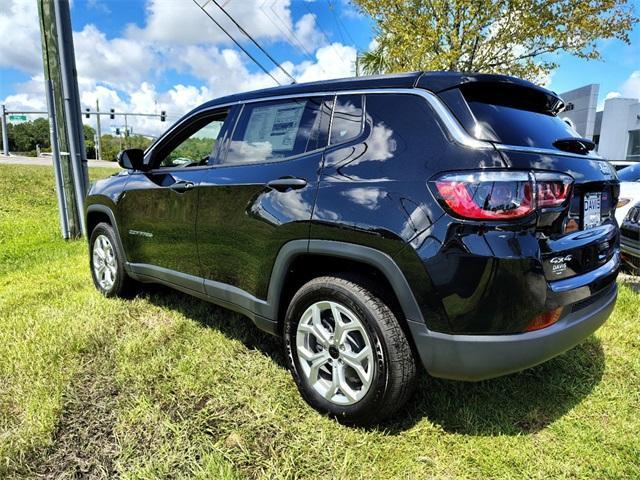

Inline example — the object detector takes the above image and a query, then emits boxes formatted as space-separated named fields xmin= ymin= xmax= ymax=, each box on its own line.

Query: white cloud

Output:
xmin=73 ymin=24 xmax=158 ymax=90
xmin=598 ymin=71 xmax=640 ymax=110
xmin=294 ymin=42 xmax=356 ymax=83
xmin=0 ymin=0 xmax=42 ymax=74
xmin=127 ymin=0 xmax=301 ymax=46
xmin=0 ymin=0 xmax=357 ymax=138
xmin=293 ymin=13 xmax=325 ymax=52
xmin=619 ymin=70 xmax=640 ymax=99
xmin=2 ymin=75 xmax=47 ymax=112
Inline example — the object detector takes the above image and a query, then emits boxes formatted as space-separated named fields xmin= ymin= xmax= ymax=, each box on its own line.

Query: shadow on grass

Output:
xmin=140 ymin=284 xmax=605 ymax=436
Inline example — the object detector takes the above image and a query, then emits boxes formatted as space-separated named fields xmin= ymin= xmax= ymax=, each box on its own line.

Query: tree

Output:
xmin=8 ymin=118 xmax=51 ymax=154
xmin=98 ymin=134 xmax=153 ymax=162
xmin=356 ymin=0 xmax=637 ymax=81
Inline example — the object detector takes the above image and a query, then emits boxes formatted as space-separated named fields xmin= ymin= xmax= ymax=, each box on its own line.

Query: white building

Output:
xmin=559 ymin=84 xmax=640 ymax=162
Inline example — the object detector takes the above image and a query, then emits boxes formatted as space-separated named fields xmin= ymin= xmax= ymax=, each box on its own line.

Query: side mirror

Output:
xmin=117 ymin=149 xmax=146 ymax=170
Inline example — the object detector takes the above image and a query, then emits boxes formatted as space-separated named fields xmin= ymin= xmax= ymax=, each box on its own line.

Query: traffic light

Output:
xmin=110 ymin=109 xmax=115 ymax=119
xmin=115 ymin=127 xmax=120 ymax=136
xmin=85 ymin=108 xmax=90 ymax=119
xmin=160 ymin=110 xmax=166 ymax=122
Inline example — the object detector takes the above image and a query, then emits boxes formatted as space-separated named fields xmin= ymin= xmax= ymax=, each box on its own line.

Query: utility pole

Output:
xmin=38 ymin=0 xmax=87 ymax=237
xmin=53 ymin=0 xmax=88 ymax=236
xmin=45 ymin=79 xmax=70 ymax=238
xmin=0 ymin=104 xmax=8 ymax=156
xmin=124 ymin=114 xmax=128 ymax=149
xmin=95 ymin=99 xmax=102 ymax=160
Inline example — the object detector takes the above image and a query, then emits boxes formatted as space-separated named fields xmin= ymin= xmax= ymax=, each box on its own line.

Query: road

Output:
xmin=0 ymin=154 xmax=121 ymax=169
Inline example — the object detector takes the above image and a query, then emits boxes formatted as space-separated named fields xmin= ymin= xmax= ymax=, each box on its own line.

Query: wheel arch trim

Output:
xmin=266 ymin=239 xmax=426 ymax=326
xmin=86 ymin=204 xmax=129 ymax=264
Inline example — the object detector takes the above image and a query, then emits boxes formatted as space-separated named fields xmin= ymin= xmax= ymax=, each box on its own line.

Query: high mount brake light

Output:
xmin=432 ymin=171 xmax=573 ymax=220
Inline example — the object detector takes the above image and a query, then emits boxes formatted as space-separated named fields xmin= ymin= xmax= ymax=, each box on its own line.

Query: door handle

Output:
xmin=266 ymin=177 xmax=307 ymax=192
xmin=170 ymin=181 xmax=195 ymax=193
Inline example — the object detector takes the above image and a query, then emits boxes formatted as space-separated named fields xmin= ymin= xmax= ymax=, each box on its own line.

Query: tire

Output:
xmin=89 ymin=222 xmax=135 ymax=297
xmin=284 ymin=275 xmax=416 ymax=425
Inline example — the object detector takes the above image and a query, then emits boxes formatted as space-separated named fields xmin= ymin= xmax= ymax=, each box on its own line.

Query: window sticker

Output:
xmin=244 ymin=102 xmax=306 ymax=152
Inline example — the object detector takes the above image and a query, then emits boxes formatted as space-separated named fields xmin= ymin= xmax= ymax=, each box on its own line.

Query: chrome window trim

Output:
xmin=147 ymin=87 xmax=602 ymax=162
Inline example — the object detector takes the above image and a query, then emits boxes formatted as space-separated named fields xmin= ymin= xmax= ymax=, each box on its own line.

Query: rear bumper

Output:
xmin=409 ymin=281 xmax=617 ymax=381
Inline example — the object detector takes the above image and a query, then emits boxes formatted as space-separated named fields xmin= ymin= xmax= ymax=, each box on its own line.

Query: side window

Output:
xmin=223 ymin=97 xmax=324 ymax=165
xmin=329 ymin=94 xmax=363 ymax=145
xmin=156 ymin=113 xmax=227 ymax=169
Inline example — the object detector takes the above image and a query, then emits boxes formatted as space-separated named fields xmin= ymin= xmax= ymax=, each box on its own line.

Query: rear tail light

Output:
xmin=525 ymin=307 xmax=563 ymax=332
xmin=431 ymin=171 xmax=573 ymax=220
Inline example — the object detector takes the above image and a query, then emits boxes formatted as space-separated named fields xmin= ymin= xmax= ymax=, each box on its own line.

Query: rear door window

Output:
xmin=222 ymin=96 xmax=324 ymax=165
xmin=330 ymin=95 xmax=364 ymax=145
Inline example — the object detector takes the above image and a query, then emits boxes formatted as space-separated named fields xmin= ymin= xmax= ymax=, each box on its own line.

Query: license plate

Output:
xmin=583 ymin=192 xmax=602 ymax=229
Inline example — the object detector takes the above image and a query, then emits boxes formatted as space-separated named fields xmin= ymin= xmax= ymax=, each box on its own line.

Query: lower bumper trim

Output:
xmin=408 ymin=283 xmax=617 ymax=381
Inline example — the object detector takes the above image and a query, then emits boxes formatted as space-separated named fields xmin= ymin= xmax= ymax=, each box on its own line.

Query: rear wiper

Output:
xmin=553 ymin=137 xmax=596 ymax=155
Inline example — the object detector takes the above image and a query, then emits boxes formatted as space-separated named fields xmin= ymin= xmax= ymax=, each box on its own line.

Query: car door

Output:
xmin=118 ymin=107 xmax=235 ymax=290
xmin=196 ymin=95 xmax=332 ymax=302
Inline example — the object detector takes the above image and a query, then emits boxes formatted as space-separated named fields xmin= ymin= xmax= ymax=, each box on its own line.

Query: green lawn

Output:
xmin=0 ymin=164 xmax=639 ymax=479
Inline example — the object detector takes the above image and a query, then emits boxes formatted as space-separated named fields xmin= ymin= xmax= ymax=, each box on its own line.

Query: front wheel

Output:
xmin=89 ymin=222 xmax=135 ymax=297
xmin=284 ymin=275 xmax=416 ymax=425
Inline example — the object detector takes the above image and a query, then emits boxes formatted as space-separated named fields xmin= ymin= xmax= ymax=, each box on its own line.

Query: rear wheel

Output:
xmin=284 ymin=275 xmax=416 ymax=425
xmin=89 ymin=222 xmax=135 ymax=297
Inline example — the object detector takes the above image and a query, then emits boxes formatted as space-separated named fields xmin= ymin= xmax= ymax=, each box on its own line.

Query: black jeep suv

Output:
xmin=86 ymin=72 xmax=620 ymax=424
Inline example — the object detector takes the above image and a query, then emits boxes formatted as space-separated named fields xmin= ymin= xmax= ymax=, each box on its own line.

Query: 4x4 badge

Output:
xmin=550 ymin=255 xmax=573 ymax=264
xmin=550 ymin=254 xmax=573 ymax=275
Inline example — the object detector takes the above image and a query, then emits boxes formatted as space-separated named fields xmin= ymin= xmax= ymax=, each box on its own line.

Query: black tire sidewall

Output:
xmin=89 ymin=223 xmax=127 ymax=297
xmin=284 ymin=280 xmax=391 ymax=421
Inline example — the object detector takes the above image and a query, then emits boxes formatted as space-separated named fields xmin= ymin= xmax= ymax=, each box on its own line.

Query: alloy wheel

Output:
xmin=296 ymin=300 xmax=375 ymax=405
xmin=92 ymin=234 xmax=117 ymax=291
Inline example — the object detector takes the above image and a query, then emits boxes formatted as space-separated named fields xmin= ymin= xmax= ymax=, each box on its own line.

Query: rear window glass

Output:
xmin=459 ymin=82 xmax=580 ymax=150
xmin=467 ymin=101 xmax=580 ymax=149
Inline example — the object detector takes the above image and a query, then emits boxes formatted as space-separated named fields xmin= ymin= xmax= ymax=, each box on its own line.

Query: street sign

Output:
xmin=8 ymin=114 xmax=27 ymax=123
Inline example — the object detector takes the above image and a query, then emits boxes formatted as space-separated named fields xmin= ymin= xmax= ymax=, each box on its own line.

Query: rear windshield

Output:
xmin=468 ymin=101 xmax=580 ymax=149
xmin=460 ymin=82 xmax=580 ymax=150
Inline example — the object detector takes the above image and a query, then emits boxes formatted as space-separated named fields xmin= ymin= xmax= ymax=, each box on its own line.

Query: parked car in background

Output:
xmin=620 ymin=200 xmax=640 ymax=274
xmin=615 ymin=163 xmax=640 ymax=225
xmin=85 ymin=72 xmax=620 ymax=424
xmin=610 ymin=160 xmax=637 ymax=172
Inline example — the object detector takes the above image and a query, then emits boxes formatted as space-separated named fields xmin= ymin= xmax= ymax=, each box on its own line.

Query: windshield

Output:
xmin=618 ymin=163 xmax=640 ymax=182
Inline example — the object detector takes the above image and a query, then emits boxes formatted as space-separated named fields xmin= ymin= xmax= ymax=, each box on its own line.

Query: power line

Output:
xmin=191 ymin=0 xmax=282 ymax=86
xmin=208 ymin=0 xmax=295 ymax=84
xmin=261 ymin=0 xmax=318 ymax=66
xmin=327 ymin=0 xmax=357 ymax=47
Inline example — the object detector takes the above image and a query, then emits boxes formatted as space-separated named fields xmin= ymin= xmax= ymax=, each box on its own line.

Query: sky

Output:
xmin=0 ymin=0 xmax=639 ymax=137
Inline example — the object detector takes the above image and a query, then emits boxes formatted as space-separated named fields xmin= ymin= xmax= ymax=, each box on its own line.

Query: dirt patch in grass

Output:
xmin=32 ymin=356 xmax=120 ymax=479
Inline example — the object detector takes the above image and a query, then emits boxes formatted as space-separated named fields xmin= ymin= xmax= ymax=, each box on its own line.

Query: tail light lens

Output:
xmin=432 ymin=171 xmax=573 ymax=220
xmin=535 ymin=172 xmax=573 ymax=208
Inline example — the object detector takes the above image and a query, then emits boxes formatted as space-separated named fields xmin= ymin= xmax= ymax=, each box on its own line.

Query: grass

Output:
xmin=0 ymin=164 xmax=639 ymax=479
